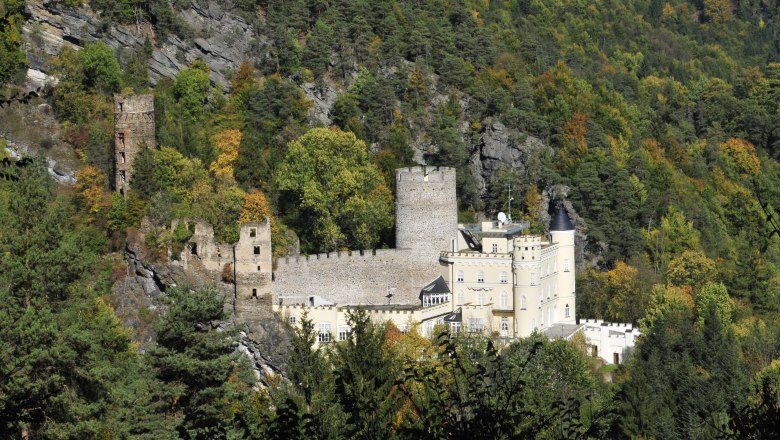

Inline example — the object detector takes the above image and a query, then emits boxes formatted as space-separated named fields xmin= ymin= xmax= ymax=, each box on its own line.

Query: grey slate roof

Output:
xmin=419 ymin=275 xmax=451 ymax=296
xmin=550 ymin=207 xmax=575 ymax=231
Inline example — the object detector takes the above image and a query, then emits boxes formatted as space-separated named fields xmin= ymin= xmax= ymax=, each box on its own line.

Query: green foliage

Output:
xmin=174 ymin=60 xmax=212 ymax=120
xmin=234 ymin=75 xmax=311 ymax=194
xmin=0 ymin=0 xmax=27 ymax=86
xmin=277 ymin=128 xmax=394 ymax=252
xmin=615 ymin=287 xmax=749 ymax=439
xmin=148 ymin=284 xmax=255 ymax=438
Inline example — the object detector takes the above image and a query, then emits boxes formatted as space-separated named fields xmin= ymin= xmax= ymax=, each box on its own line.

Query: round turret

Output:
xmin=395 ymin=166 xmax=458 ymax=257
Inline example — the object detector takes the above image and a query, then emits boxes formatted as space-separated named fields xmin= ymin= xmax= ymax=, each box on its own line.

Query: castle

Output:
xmin=115 ymin=94 xmax=637 ymax=364
xmin=273 ymin=165 xmax=577 ymax=342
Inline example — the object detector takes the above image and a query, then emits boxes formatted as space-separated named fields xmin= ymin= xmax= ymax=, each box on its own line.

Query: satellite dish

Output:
xmin=497 ymin=212 xmax=507 ymax=223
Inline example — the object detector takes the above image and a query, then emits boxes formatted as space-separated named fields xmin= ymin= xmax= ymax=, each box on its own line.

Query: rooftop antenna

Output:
xmin=507 ymin=182 xmax=514 ymax=223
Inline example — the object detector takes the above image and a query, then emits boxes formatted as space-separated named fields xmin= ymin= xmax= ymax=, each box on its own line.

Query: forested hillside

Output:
xmin=2 ymin=0 xmax=780 ymax=438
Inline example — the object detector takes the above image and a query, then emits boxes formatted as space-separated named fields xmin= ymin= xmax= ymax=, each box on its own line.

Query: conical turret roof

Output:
xmin=550 ymin=206 xmax=575 ymax=231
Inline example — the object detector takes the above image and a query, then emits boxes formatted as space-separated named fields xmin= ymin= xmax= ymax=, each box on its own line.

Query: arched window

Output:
xmin=565 ymin=304 xmax=570 ymax=318
xmin=456 ymin=290 xmax=463 ymax=304
xmin=500 ymin=291 xmax=508 ymax=309
xmin=456 ymin=270 xmax=464 ymax=282
xmin=521 ymin=295 xmax=527 ymax=309
xmin=476 ymin=271 xmax=484 ymax=283
xmin=499 ymin=271 xmax=508 ymax=284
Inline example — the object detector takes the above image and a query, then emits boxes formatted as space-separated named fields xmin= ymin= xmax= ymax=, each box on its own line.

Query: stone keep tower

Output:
xmin=395 ymin=166 xmax=458 ymax=258
xmin=114 ymin=94 xmax=155 ymax=195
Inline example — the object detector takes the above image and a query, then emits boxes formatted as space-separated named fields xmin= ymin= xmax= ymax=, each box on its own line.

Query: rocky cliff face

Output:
xmin=110 ymin=220 xmax=290 ymax=385
xmin=22 ymin=0 xmax=260 ymax=88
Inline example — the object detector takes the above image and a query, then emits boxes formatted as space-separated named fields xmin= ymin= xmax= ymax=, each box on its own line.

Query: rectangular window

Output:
xmin=492 ymin=243 xmax=498 ymax=253
xmin=338 ymin=326 xmax=350 ymax=341
xmin=450 ymin=322 xmax=461 ymax=333
xmin=477 ymin=272 xmax=484 ymax=283
xmin=119 ymin=151 xmax=125 ymax=163
xmin=468 ymin=318 xmax=484 ymax=333
xmin=118 ymin=132 xmax=125 ymax=146
xmin=456 ymin=271 xmax=464 ymax=282
xmin=530 ymin=273 xmax=537 ymax=286
xmin=251 ymin=288 xmax=257 ymax=298
xmin=254 ymin=246 xmax=260 ymax=255
xmin=564 ymin=259 xmax=570 ymax=272
xmin=289 ymin=316 xmax=296 ymax=325
xmin=190 ymin=243 xmax=198 ymax=256
xmin=500 ymin=292 xmax=508 ymax=309
xmin=119 ymin=170 xmax=126 ymax=182
xmin=317 ymin=323 xmax=331 ymax=343
xmin=614 ymin=353 xmax=620 ymax=364
xmin=249 ymin=228 xmax=256 ymax=237
xmin=500 ymin=272 xmax=508 ymax=284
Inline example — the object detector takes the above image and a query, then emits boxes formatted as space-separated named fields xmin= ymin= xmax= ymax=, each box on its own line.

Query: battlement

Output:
xmin=395 ymin=166 xmax=456 ymax=182
xmin=440 ymin=251 xmax=512 ymax=259
xmin=114 ymin=94 xmax=154 ymax=114
xmin=273 ymin=248 xmax=411 ymax=268
xmin=581 ymin=319 xmax=636 ymax=334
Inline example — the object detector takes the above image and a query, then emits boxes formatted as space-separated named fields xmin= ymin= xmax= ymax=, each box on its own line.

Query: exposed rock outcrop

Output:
xmin=23 ymin=0 xmax=260 ymax=88
xmin=471 ymin=120 xmax=549 ymax=192
xmin=0 ymin=99 xmax=78 ymax=184
xmin=114 ymin=221 xmax=291 ymax=381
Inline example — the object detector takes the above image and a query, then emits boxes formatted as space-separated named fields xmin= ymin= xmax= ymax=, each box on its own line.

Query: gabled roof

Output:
xmin=443 ymin=307 xmax=462 ymax=323
xmin=550 ymin=206 xmax=575 ymax=231
xmin=419 ymin=275 xmax=450 ymax=300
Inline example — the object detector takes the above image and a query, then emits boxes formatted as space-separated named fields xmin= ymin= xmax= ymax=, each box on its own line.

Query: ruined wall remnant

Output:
xmin=174 ymin=219 xmax=274 ymax=321
xmin=114 ymin=94 xmax=155 ymax=195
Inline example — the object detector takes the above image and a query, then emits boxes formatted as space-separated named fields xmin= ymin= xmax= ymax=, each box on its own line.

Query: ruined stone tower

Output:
xmin=395 ymin=166 xmax=458 ymax=258
xmin=114 ymin=94 xmax=155 ymax=195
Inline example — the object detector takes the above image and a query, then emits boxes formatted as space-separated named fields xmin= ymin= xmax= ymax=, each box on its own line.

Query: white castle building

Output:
xmin=172 ymin=165 xmax=637 ymax=364
xmin=268 ymin=166 xmax=638 ymax=363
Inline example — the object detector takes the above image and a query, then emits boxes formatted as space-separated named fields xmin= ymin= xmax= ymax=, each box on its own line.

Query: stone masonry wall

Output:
xmin=114 ymin=94 xmax=155 ymax=195
xmin=272 ymin=166 xmax=458 ymax=306
xmin=174 ymin=219 xmax=273 ymax=320
xmin=395 ymin=166 xmax=458 ymax=260
xmin=272 ymin=249 xmax=444 ymax=305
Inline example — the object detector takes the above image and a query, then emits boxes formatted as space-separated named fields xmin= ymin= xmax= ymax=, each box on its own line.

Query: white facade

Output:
xmin=440 ymin=217 xmax=576 ymax=338
xmin=580 ymin=319 xmax=640 ymax=365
